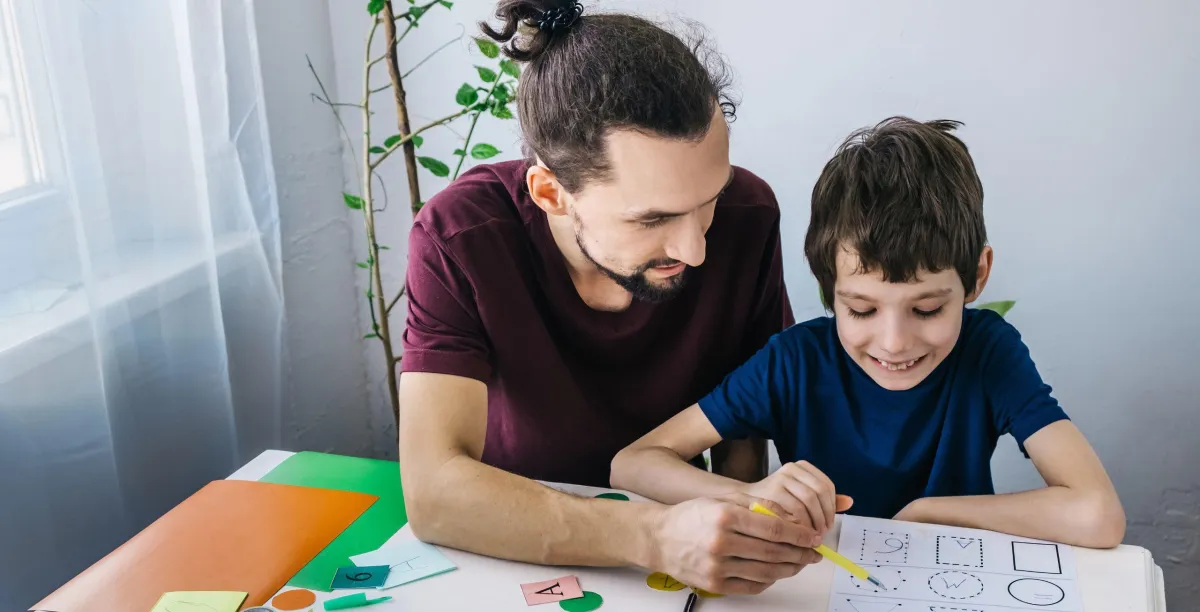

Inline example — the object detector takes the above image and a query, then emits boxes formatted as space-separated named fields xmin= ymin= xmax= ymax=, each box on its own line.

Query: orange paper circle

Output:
xmin=272 ymin=589 xmax=318 ymax=611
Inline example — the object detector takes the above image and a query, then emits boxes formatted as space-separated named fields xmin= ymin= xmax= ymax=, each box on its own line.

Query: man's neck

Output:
xmin=545 ymin=214 xmax=634 ymax=312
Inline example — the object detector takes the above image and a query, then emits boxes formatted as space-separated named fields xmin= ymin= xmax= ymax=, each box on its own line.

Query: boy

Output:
xmin=610 ymin=117 xmax=1125 ymax=548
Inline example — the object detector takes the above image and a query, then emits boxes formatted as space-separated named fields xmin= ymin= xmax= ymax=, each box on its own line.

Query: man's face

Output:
xmin=833 ymin=247 xmax=986 ymax=391
xmin=566 ymin=107 xmax=732 ymax=302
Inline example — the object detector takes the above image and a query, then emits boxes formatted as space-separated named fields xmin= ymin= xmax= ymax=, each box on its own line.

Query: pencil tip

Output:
xmin=869 ymin=576 xmax=888 ymax=590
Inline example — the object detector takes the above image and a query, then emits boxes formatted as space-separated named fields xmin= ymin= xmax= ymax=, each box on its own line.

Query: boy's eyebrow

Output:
xmin=624 ymin=169 xmax=736 ymax=222
xmin=836 ymin=288 xmax=954 ymax=301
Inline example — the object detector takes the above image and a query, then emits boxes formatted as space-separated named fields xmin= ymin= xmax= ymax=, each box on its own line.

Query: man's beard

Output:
xmin=575 ymin=228 xmax=690 ymax=304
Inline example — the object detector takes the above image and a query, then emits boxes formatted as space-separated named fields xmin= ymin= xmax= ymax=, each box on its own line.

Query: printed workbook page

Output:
xmin=829 ymin=515 xmax=1080 ymax=612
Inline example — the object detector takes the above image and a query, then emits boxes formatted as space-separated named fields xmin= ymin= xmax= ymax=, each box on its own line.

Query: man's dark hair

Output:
xmin=480 ymin=0 xmax=736 ymax=193
xmin=805 ymin=117 xmax=987 ymax=308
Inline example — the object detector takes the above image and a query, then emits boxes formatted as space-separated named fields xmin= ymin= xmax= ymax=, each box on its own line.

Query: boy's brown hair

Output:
xmin=805 ymin=116 xmax=987 ymax=309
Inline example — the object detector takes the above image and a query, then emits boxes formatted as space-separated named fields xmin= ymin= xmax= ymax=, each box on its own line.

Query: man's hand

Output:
xmin=741 ymin=461 xmax=852 ymax=535
xmin=649 ymin=493 xmax=824 ymax=596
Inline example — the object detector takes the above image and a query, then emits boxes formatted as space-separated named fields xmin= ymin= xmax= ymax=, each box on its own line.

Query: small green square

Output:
xmin=330 ymin=565 xmax=390 ymax=589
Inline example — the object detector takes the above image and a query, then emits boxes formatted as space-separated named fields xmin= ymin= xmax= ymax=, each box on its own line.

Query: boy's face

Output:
xmin=832 ymin=246 xmax=992 ymax=391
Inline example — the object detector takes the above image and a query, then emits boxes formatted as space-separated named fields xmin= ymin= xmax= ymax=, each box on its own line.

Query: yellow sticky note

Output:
xmin=150 ymin=591 xmax=248 ymax=612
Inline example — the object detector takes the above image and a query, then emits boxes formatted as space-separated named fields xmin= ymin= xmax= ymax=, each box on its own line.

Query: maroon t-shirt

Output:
xmin=401 ymin=160 xmax=793 ymax=486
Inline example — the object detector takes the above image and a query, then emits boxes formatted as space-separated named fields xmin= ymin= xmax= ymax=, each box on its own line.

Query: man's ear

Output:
xmin=526 ymin=164 xmax=569 ymax=217
xmin=965 ymin=245 xmax=994 ymax=303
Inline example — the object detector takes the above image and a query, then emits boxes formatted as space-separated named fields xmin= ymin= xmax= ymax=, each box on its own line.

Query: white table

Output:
xmin=229 ymin=451 xmax=1166 ymax=612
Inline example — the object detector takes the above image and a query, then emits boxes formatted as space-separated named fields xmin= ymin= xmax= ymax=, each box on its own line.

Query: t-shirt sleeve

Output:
xmin=743 ymin=203 xmax=795 ymax=357
xmin=399 ymin=222 xmax=492 ymax=382
xmin=982 ymin=314 xmax=1069 ymax=454
xmin=697 ymin=335 xmax=790 ymax=442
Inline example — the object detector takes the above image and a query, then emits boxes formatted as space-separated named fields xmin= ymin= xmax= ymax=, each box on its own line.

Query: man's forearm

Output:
xmin=896 ymin=487 xmax=1126 ymax=548
xmin=407 ymin=454 xmax=665 ymax=567
xmin=611 ymin=446 xmax=746 ymax=505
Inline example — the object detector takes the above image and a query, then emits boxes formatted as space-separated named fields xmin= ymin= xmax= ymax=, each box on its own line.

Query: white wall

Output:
xmin=313 ymin=0 xmax=1199 ymax=604
xmin=254 ymin=0 xmax=393 ymax=457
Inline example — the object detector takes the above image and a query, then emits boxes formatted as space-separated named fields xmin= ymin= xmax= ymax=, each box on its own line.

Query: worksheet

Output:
xmin=828 ymin=515 xmax=1081 ymax=612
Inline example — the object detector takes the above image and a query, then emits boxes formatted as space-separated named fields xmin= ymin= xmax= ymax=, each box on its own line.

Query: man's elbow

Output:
xmin=1074 ymin=492 xmax=1126 ymax=548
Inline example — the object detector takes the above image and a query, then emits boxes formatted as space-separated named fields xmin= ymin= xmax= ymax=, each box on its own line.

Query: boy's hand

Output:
xmin=650 ymin=493 xmax=824 ymax=595
xmin=741 ymin=461 xmax=852 ymax=535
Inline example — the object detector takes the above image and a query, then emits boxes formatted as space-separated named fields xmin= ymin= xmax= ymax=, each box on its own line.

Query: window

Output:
xmin=0 ymin=0 xmax=43 ymax=201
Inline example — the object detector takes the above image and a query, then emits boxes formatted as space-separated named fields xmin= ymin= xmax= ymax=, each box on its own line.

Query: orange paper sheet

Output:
xmin=34 ymin=480 xmax=377 ymax=612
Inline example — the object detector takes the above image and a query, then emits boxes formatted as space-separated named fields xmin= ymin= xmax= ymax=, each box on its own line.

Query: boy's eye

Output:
xmin=846 ymin=307 xmax=875 ymax=319
xmin=914 ymin=306 xmax=944 ymax=319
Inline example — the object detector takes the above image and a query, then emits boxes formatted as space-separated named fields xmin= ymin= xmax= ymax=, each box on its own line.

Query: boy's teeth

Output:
xmin=878 ymin=358 xmax=918 ymax=371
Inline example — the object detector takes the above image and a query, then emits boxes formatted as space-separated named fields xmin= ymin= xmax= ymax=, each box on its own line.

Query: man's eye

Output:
xmin=640 ymin=218 xmax=669 ymax=229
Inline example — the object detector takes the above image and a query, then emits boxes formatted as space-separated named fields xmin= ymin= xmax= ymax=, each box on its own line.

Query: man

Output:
xmin=398 ymin=0 xmax=819 ymax=594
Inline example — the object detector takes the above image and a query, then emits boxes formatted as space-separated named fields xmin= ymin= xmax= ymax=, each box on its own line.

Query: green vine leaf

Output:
xmin=475 ymin=37 xmax=500 ymax=59
xmin=343 ymin=193 xmax=365 ymax=210
xmin=977 ymin=300 xmax=1017 ymax=317
xmin=476 ymin=66 xmax=497 ymax=82
xmin=491 ymin=104 xmax=514 ymax=119
xmin=453 ymin=148 xmax=466 ymax=156
xmin=438 ymin=0 xmax=453 ymax=7
xmin=411 ymin=135 xmax=424 ymax=147
xmin=367 ymin=0 xmax=385 ymax=15
xmin=384 ymin=135 xmax=402 ymax=148
xmin=500 ymin=59 xmax=520 ymax=79
xmin=377 ymin=245 xmax=390 ymax=250
xmin=471 ymin=143 xmax=501 ymax=159
xmin=455 ymin=83 xmax=479 ymax=107
xmin=356 ymin=262 xmax=370 ymax=269
xmin=369 ymin=146 xmax=386 ymax=154
xmin=418 ymin=156 xmax=450 ymax=177
xmin=364 ymin=333 xmax=379 ymax=339
xmin=410 ymin=6 xmax=426 ymax=19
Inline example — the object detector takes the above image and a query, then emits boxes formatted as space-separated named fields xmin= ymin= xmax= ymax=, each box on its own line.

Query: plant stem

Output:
xmin=370 ymin=107 xmax=471 ymax=168
xmin=381 ymin=0 xmax=423 ymax=218
xmin=453 ymin=77 xmax=503 ymax=179
xmin=361 ymin=16 xmax=401 ymax=424
xmin=386 ymin=286 xmax=406 ymax=316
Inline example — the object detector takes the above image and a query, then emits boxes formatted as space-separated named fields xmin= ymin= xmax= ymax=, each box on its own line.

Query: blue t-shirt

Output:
xmin=698 ymin=308 xmax=1068 ymax=519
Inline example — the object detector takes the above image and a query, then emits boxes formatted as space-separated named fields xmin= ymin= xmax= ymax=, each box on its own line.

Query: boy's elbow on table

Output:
xmin=1073 ymin=491 xmax=1127 ymax=549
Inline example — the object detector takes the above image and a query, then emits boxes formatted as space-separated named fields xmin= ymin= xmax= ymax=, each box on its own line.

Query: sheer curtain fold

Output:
xmin=0 ymin=1 xmax=284 ymax=609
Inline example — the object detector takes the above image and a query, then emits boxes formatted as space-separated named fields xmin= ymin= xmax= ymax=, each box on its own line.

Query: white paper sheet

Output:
xmin=828 ymin=516 xmax=1081 ymax=612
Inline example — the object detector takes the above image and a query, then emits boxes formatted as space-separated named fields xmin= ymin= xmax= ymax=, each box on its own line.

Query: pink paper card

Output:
xmin=521 ymin=575 xmax=584 ymax=606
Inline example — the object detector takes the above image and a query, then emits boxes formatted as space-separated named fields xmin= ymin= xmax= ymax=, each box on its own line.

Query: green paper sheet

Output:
xmin=260 ymin=452 xmax=407 ymax=591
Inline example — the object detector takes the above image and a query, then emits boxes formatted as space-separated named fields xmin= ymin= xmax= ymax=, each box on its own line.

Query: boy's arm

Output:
xmin=611 ymin=404 xmax=750 ymax=504
xmin=611 ymin=405 xmax=848 ymax=536
xmin=893 ymin=420 xmax=1126 ymax=548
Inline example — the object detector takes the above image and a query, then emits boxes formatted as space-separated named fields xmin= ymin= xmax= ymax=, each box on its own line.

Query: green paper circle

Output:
xmin=559 ymin=591 xmax=604 ymax=612
xmin=595 ymin=492 xmax=629 ymax=501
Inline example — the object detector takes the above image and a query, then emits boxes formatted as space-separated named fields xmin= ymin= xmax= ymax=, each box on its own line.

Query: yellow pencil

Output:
xmin=750 ymin=502 xmax=888 ymax=590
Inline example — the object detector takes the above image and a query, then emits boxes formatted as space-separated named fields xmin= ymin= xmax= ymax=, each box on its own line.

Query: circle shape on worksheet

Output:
xmin=646 ymin=572 xmax=687 ymax=591
xmin=272 ymin=588 xmax=318 ymax=611
xmin=594 ymin=492 xmax=629 ymax=501
xmin=242 ymin=608 xmax=274 ymax=612
xmin=559 ymin=590 xmax=604 ymax=611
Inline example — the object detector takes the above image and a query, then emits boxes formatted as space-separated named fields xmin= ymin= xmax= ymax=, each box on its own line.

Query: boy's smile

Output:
xmin=832 ymin=247 xmax=991 ymax=391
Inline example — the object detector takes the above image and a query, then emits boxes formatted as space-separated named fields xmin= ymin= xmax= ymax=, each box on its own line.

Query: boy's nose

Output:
xmin=878 ymin=318 xmax=911 ymax=356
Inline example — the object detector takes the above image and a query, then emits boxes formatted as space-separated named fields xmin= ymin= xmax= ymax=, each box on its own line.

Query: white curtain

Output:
xmin=0 ymin=1 xmax=284 ymax=608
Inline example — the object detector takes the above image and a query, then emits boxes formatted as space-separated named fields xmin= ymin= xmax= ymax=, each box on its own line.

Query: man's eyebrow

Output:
xmin=624 ymin=168 xmax=736 ymax=222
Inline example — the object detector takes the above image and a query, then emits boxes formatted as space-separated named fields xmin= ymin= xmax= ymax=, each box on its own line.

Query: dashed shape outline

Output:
xmin=928 ymin=571 xmax=985 ymax=600
xmin=935 ymin=535 xmax=984 ymax=568
xmin=860 ymin=529 xmax=911 ymax=564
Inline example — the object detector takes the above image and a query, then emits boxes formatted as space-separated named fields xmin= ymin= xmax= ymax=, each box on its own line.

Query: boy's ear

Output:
xmin=526 ymin=163 xmax=570 ymax=217
xmin=966 ymin=246 xmax=994 ymax=303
